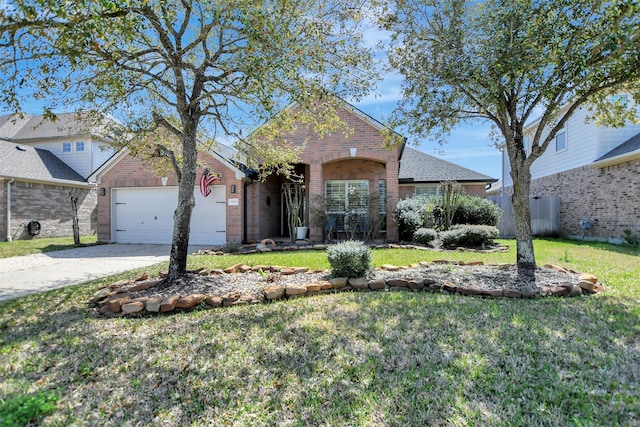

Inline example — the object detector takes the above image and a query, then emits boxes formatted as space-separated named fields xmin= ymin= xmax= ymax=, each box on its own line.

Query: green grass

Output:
xmin=0 ymin=235 xmax=98 ymax=258
xmin=0 ymin=238 xmax=638 ymax=425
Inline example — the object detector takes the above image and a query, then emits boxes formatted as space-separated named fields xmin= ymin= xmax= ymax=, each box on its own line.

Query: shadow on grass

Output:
xmin=535 ymin=237 xmax=639 ymax=257
xmin=2 ymin=286 xmax=638 ymax=425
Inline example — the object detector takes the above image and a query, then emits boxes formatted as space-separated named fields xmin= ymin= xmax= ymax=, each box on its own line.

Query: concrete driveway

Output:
xmin=0 ymin=243 xmax=205 ymax=302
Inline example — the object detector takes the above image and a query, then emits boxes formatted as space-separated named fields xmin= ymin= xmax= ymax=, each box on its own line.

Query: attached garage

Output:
xmin=111 ymin=186 xmax=226 ymax=245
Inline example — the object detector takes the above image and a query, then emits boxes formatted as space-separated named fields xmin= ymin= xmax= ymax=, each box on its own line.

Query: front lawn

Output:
xmin=0 ymin=238 xmax=638 ymax=425
xmin=0 ymin=235 xmax=98 ymax=258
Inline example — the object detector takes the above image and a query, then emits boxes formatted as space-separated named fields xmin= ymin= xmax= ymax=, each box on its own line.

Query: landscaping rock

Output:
xmin=160 ymin=295 xmax=181 ymax=312
xmin=224 ymin=263 xmax=243 ymax=274
xmin=204 ymin=295 xmax=222 ymax=307
xmin=579 ymin=273 xmax=597 ymax=284
xmin=482 ymin=289 xmax=504 ymax=297
xmin=549 ymin=286 xmax=569 ymax=297
xmin=105 ymin=294 xmax=130 ymax=313
xmin=280 ymin=268 xmax=296 ymax=275
xmin=319 ymin=281 xmax=333 ymax=290
xmin=381 ymin=264 xmax=400 ymax=271
xmin=387 ymin=278 xmax=409 ymax=288
xmin=93 ymin=288 xmax=110 ymax=301
xmin=128 ymin=279 xmax=159 ymax=293
xmin=145 ymin=297 xmax=162 ymax=312
xmin=520 ymin=286 xmax=538 ymax=298
xmin=330 ymin=277 xmax=348 ymax=289
xmin=442 ymin=281 xmax=457 ymax=293
xmin=294 ymin=267 xmax=310 ymax=274
xmin=122 ymin=300 xmax=145 ymax=314
xmin=578 ymin=280 xmax=597 ymax=293
xmin=368 ymin=279 xmax=386 ymax=291
xmin=503 ymin=289 xmax=522 ymax=298
xmin=132 ymin=272 xmax=149 ymax=282
xmin=222 ymin=292 xmax=241 ymax=306
xmin=348 ymin=278 xmax=369 ymax=290
xmin=285 ymin=284 xmax=307 ymax=296
xmin=569 ymin=285 xmax=583 ymax=297
xmin=305 ymin=283 xmax=322 ymax=292
xmin=175 ymin=294 xmax=205 ymax=309
xmin=408 ymin=279 xmax=425 ymax=290
xmin=239 ymin=265 xmax=252 ymax=273
xmin=457 ymin=285 xmax=483 ymax=296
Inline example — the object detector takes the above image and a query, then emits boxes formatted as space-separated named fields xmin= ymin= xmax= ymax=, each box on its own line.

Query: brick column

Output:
xmin=309 ymin=162 xmax=323 ymax=241
xmin=385 ymin=161 xmax=399 ymax=241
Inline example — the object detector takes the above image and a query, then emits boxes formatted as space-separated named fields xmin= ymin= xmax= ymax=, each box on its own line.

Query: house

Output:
xmin=92 ymin=101 xmax=496 ymax=245
xmin=501 ymin=94 xmax=640 ymax=241
xmin=0 ymin=112 xmax=117 ymax=241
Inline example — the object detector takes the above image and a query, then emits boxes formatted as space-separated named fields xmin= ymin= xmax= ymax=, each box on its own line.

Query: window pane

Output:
xmin=378 ymin=180 xmax=386 ymax=214
xmin=415 ymin=185 xmax=438 ymax=196
xmin=325 ymin=181 xmax=345 ymax=214
xmin=76 ymin=141 xmax=85 ymax=152
xmin=555 ymin=131 xmax=566 ymax=151
xmin=62 ymin=142 xmax=71 ymax=153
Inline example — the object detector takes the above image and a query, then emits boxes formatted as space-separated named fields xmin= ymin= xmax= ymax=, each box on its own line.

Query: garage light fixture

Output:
xmin=99 ymin=188 xmax=106 ymax=196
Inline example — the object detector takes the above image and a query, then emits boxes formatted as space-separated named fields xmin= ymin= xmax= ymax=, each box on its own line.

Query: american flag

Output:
xmin=199 ymin=169 xmax=221 ymax=197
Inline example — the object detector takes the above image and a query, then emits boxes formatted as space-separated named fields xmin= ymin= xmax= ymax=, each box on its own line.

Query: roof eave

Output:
xmin=0 ymin=175 xmax=94 ymax=188
xmin=592 ymin=149 xmax=640 ymax=168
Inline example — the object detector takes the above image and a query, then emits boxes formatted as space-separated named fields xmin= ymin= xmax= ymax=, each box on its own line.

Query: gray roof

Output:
xmin=0 ymin=140 xmax=88 ymax=185
xmin=399 ymin=146 xmax=497 ymax=183
xmin=0 ymin=112 xmax=112 ymax=141
xmin=595 ymin=131 xmax=640 ymax=162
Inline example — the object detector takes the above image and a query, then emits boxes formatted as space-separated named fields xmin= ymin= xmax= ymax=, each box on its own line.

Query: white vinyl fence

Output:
xmin=487 ymin=196 xmax=560 ymax=238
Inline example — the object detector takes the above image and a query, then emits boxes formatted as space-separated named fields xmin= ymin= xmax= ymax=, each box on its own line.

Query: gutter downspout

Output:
xmin=6 ymin=179 xmax=14 ymax=242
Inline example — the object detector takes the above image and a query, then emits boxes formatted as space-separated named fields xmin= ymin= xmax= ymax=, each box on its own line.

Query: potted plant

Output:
xmin=283 ymin=181 xmax=306 ymax=242
xmin=295 ymin=217 xmax=308 ymax=240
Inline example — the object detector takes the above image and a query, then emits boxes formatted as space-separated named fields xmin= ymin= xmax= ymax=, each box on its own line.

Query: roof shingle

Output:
xmin=399 ymin=146 xmax=496 ymax=183
xmin=0 ymin=140 xmax=87 ymax=185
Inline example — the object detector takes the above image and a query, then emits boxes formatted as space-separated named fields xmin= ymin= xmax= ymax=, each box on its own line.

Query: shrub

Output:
xmin=396 ymin=195 xmax=436 ymax=241
xmin=440 ymin=225 xmax=499 ymax=247
xmin=413 ymin=228 xmax=438 ymax=245
xmin=327 ymin=240 xmax=371 ymax=278
xmin=453 ymin=196 xmax=503 ymax=226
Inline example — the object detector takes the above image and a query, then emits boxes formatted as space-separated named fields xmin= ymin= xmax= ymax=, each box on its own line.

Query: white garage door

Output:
xmin=112 ymin=186 xmax=226 ymax=245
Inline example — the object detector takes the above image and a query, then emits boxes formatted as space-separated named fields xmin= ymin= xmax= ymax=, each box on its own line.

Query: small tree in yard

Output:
xmin=379 ymin=0 xmax=640 ymax=282
xmin=1 ymin=0 xmax=375 ymax=282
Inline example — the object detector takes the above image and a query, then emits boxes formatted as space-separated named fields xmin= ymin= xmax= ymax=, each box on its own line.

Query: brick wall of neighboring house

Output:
xmin=96 ymin=153 xmax=243 ymax=243
xmin=3 ymin=181 xmax=96 ymax=240
xmin=521 ymin=158 xmax=640 ymax=240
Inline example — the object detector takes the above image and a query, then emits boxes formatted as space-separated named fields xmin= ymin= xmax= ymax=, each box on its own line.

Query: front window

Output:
xmin=76 ymin=141 xmax=85 ymax=152
xmin=415 ymin=185 xmax=440 ymax=196
xmin=62 ymin=142 xmax=71 ymax=153
xmin=325 ymin=180 xmax=369 ymax=230
xmin=555 ymin=130 xmax=567 ymax=152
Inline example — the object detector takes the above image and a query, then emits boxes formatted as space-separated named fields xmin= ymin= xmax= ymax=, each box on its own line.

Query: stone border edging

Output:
xmin=90 ymin=261 xmax=604 ymax=318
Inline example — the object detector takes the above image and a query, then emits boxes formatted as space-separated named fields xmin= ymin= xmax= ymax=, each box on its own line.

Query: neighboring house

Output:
xmin=0 ymin=112 xmax=118 ymax=240
xmin=92 ymin=101 xmax=496 ymax=245
xmin=501 ymin=94 xmax=640 ymax=241
xmin=0 ymin=140 xmax=95 ymax=241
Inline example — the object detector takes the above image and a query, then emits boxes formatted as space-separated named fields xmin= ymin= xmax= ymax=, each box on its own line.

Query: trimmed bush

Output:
xmin=453 ymin=196 xmax=503 ymax=226
xmin=396 ymin=195 xmax=436 ymax=241
xmin=413 ymin=228 xmax=438 ymax=245
xmin=327 ymin=240 xmax=371 ymax=278
xmin=440 ymin=225 xmax=499 ymax=247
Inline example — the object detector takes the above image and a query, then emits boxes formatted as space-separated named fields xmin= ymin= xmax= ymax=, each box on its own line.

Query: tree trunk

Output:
xmin=510 ymin=157 xmax=536 ymax=283
xmin=167 ymin=129 xmax=198 ymax=281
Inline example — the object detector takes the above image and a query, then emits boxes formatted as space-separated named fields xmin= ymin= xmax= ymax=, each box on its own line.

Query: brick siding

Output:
xmin=0 ymin=178 xmax=96 ymax=241
xmin=96 ymin=153 xmax=244 ymax=243
xmin=521 ymin=158 xmax=640 ymax=240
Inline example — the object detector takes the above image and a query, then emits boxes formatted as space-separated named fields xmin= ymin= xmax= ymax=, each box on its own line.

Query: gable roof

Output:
xmin=0 ymin=140 xmax=90 ymax=186
xmin=399 ymin=146 xmax=497 ymax=183
xmin=0 ymin=112 xmax=116 ymax=141
xmin=593 ymin=131 xmax=640 ymax=167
